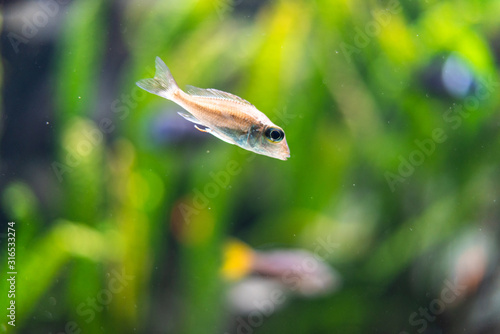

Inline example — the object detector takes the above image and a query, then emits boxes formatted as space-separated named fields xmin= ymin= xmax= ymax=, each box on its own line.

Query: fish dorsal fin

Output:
xmin=186 ymin=85 xmax=254 ymax=106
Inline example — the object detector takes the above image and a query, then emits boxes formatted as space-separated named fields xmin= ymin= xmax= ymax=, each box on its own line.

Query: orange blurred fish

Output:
xmin=136 ymin=57 xmax=290 ymax=160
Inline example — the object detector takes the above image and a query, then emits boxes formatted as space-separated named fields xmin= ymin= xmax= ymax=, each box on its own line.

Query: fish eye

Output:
xmin=265 ymin=127 xmax=285 ymax=142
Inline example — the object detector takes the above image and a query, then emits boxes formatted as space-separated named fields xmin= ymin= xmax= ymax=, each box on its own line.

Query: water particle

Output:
xmin=46 ymin=121 xmax=50 ymax=125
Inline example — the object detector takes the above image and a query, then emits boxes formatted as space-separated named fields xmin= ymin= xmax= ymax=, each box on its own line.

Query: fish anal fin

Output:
xmin=186 ymin=85 xmax=254 ymax=106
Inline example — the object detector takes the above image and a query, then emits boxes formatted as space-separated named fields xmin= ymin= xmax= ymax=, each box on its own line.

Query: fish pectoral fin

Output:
xmin=194 ymin=125 xmax=211 ymax=133
xmin=194 ymin=125 xmax=237 ymax=145
xmin=208 ymin=129 xmax=237 ymax=145
xmin=178 ymin=112 xmax=203 ymax=125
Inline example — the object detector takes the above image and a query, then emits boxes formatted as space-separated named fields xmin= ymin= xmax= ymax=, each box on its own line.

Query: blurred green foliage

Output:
xmin=1 ymin=0 xmax=500 ymax=333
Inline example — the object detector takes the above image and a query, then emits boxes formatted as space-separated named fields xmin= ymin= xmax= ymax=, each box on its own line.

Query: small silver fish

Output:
xmin=136 ymin=57 xmax=290 ymax=160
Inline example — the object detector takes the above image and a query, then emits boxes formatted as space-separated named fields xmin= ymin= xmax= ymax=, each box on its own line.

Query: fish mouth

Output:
xmin=279 ymin=153 xmax=290 ymax=161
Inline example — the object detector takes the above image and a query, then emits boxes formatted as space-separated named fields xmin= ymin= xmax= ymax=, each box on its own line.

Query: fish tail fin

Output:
xmin=136 ymin=57 xmax=179 ymax=100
